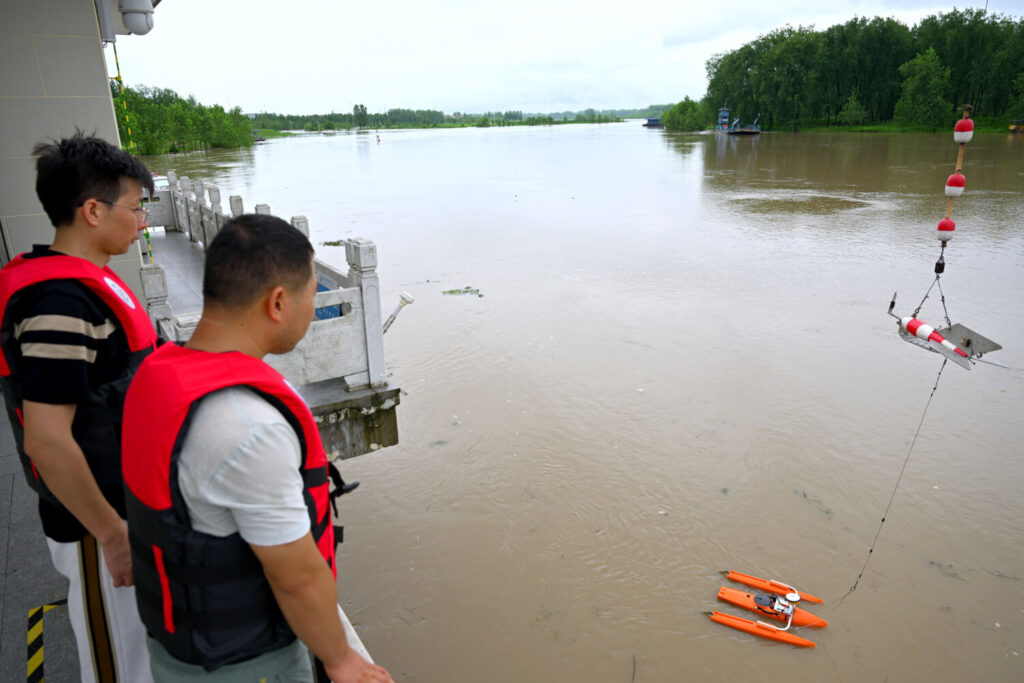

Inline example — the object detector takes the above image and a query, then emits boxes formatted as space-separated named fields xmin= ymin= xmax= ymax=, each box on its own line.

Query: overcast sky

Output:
xmin=104 ymin=0 xmax=1022 ymax=115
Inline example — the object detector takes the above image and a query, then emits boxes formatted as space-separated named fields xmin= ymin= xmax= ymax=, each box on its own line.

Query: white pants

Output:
xmin=47 ymin=535 xmax=153 ymax=683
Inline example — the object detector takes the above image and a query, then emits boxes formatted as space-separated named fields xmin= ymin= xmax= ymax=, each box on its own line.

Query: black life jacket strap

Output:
xmin=304 ymin=462 xmax=357 ymax=550
xmin=135 ymin=582 xmax=278 ymax=630
xmin=303 ymin=464 xmax=328 ymax=488
xmin=326 ymin=461 xmax=359 ymax=517
xmin=131 ymin=535 xmax=263 ymax=584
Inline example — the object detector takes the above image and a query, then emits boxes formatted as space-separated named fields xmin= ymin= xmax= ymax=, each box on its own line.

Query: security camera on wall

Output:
xmin=95 ymin=0 xmax=156 ymax=43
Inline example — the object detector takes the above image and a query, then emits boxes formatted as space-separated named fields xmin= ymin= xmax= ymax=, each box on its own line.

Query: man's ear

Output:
xmin=266 ymin=285 xmax=287 ymax=323
xmin=79 ymin=198 xmax=103 ymax=227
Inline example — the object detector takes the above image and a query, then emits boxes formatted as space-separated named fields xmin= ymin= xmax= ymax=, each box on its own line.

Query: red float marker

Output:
xmin=944 ymin=173 xmax=965 ymax=198
xmin=954 ymin=118 xmax=974 ymax=144
xmin=937 ymin=217 xmax=956 ymax=242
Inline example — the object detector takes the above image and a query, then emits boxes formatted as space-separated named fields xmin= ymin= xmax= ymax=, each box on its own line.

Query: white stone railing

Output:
xmin=140 ymin=172 xmax=388 ymax=391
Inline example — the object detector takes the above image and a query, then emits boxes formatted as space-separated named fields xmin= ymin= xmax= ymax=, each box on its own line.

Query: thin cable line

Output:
xmin=835 ymin=359 xmax=947 ymax=607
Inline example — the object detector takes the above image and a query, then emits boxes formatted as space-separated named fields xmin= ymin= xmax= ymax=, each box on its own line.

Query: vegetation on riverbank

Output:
xmin=114 ymin=85 xmax=633 ymax=155
xmin=664 ymin=9 xmax=1024 ymax=132
xmin=661 ymin=97 xmax=705 ymax=131
xmin=797 ymin=120 xmax=1016 ymax=134
xmin=251 ymin=106 xmax=624 ymax=132
xmin=111 ymin=84 xmax=252 ymax=154
xmin=255 ymin=128 xmax=294 ymax=139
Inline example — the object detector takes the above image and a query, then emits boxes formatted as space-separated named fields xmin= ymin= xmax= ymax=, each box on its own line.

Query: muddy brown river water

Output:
xmin=148 ymin=123 xmax=1024 ymax=681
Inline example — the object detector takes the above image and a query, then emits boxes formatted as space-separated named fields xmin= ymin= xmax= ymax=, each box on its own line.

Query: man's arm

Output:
xmin=22 ymin=400 xmax=132 ymax=586
xmin=251 ymin=533 xmax=393 ymax=683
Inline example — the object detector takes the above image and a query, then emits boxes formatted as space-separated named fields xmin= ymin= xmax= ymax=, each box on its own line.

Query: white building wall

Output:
xmin=0 ymin=0 xmax=143 ymax=295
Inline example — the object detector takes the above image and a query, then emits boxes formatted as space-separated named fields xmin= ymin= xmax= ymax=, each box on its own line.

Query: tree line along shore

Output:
xmin=112 ymin=85 xmax=652 ymax=156
xmin=664 ymin=9 xmax=1024 ymax=132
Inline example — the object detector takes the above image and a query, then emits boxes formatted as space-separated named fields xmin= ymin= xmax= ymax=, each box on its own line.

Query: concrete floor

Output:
xmin=146 ymin=228 xmax=205 ymax=315
xmin=0 ymin=412 xmax=80 ymax=682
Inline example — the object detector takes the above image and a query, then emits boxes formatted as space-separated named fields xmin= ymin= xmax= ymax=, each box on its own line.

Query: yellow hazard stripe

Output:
xmin=27 ymin=647 xmax=44 ymax=677
xmin=27 ymin=619 xmax=43 ymax=643
xmin=27 ymin=600 xmax=66 ymax=682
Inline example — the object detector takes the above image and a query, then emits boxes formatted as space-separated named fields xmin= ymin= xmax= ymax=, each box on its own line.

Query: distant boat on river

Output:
xmin=642 ymin=118 xmax=663 ymax=128
xmin=715 ymin=103 xmax=761 ymax=135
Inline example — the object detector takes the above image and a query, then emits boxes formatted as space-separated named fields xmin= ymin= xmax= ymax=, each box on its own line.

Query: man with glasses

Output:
xmin=0 ymin=132 xmax=157 ymax=682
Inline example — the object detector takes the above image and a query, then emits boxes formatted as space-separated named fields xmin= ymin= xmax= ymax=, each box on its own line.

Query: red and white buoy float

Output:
xmin=954 ymin=118 xmax=974 ymax=144
xmin=945 ymin=173 xmax=966 ymax=197
xmin=937 ymin=217 xmax=955 ymax=241
xmin=900 ymin=317 xmax=968 ymax=358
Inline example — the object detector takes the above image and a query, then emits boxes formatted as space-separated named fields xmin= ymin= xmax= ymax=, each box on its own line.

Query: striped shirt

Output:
xmin=4 ymin=246 xmax=130 ymax=406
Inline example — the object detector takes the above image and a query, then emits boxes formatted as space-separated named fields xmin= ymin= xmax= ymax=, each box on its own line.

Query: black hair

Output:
xmin=33 ymin=130 xmax=155 ymax=228
xmin=203 ymin=214 xmax=315 ymax=308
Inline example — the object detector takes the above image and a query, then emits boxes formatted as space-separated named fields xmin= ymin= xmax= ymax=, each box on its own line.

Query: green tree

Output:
xmin=353 ymin=104 xmax=368 ymax=127
xmin=662 ymin=97 xmax=705 ymax=131
xmin=912 ymin=9 xmax=1024 ymax=119
xmin=701 ymin=11 xmax=1024 ymax=126
xmin=893 ymin=47 xmax=953 ymax=128
xmin=838 ymin=91 xmax=869 ymax=125
xmin=1010 ymin=73 xmax=1024 ymax=119
xmin=476 ymin=115 xmax=491 ymax=128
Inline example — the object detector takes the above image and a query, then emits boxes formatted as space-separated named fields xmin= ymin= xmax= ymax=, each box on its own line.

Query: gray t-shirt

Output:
xmin=177 ymin=386 xmax=311 ymax=546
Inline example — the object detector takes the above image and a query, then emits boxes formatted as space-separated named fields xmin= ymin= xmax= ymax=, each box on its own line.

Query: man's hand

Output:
xmin=22 ymin=401 xmax=131 ymax=584
xmin=96 ymin=518 xmax=133 ymax=587
xmin=324 ymin=648 xmax=394 ymax=683
xmin=252 ymin=533 xmax=395 ymax=682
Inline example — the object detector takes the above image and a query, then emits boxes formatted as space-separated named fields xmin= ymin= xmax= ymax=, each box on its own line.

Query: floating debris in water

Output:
xmin=794 ymin=488 xmax=833 ymax=518
xmin=721 ymin=487 xmax=729 ymax=495
xmin=443 ymin=286 xmax=484 ymax=297
xmin=928 ymin=560 xmax=966 ymax=581
xmin=987 ymin=570 xmax=1020 ymax=581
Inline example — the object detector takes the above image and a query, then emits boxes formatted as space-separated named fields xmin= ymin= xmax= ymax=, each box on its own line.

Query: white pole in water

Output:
xmin=382 ymin=292 xmax=415 ymax=334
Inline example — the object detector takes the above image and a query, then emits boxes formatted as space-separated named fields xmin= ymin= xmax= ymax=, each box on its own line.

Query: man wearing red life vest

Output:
xmin=122 ymin=214 xmax=393 ymax=682
xmin=0 ymin=133 xmax=157 ymax=682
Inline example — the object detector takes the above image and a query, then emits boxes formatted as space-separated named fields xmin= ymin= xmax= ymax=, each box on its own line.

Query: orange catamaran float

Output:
xmin=707 ymin=571 xmax=827 ymax=648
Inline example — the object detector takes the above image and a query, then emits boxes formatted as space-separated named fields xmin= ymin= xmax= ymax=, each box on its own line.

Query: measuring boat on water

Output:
xmin=707 ymin=571 xmax=826 ymax=648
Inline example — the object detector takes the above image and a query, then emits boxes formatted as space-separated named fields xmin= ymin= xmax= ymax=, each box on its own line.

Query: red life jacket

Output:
xmin=0 ymin=254 xmax=157 ymax=520
xmin=122 ymin=342 xmax=339 ymax=669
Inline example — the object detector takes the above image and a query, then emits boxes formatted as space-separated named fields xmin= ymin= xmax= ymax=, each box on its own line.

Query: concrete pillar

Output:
xmin=193 ymin=181 xmax=206 ymax=207
xmin=229 ymin=195 xmax=244 ymax=217
xmin=291 ymin=215 xmax=310 ymax=237
xmin=171 ymin=183 xmax=187 ymax=232
xmin=166 ymin=171 xmax=178 ymax=189
xmin=208 ymin=186 xmax=222 ymax=214
xmin=204 ymin=186 xmax=224 ymax=245
xmin=139 ymin=262 xmax=173 ymax=327
xmin=255 ymin=203 xmax=271 ymax=215
xmin=345 ymin=238 xmax=387 ymax=388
